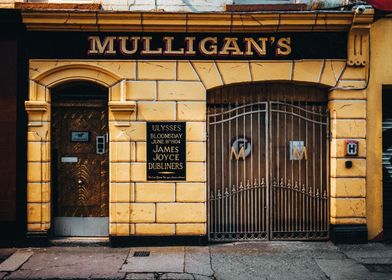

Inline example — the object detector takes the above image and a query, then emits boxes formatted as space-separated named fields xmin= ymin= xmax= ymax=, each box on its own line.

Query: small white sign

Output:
xmin=346 ymin=140 xmax=359 ymax=156
xmin=61 ymin=157 xmax=78 ymax=163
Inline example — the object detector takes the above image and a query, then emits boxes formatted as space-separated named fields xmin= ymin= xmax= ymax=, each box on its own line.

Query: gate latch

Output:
xmin=96 ymin=136 xmax=105 ymax=155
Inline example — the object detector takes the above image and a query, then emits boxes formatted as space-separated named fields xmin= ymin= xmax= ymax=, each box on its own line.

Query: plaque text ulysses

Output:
xmin=147 ymin=122 xmax=186 ymax=181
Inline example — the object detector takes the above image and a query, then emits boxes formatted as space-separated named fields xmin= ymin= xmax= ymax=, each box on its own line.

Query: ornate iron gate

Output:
xmin=208 ymin=84 xmax=329 ymax=241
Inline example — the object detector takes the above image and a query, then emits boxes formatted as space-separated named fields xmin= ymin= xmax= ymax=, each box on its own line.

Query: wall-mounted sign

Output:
xmin=147 ymin=122 xmax=186 ymax=181
xmin=26 ymin=32 xmax=347 ymax=60
xmin=290 ymin=141 xmax=308 ymax=160
xmin=345 ymin=140 xmax=359 ymax=156
xmin=230 ymin=138 xmax=251 ymax=160
xmin=71 ymin=131 xmax=89 ymax=142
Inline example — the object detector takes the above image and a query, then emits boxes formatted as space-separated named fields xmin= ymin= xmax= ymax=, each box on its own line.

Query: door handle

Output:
xmin=96 ymin=136 xmax=105 ymax=155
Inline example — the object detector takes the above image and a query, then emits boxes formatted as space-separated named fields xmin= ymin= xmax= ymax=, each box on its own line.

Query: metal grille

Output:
xmin=133 ymin=251 xmax=150 ymax=257
xmin=208 ymin=87 xmax=329 ymax=241
xmin=382 ymin=117 xmax=392 ymax=239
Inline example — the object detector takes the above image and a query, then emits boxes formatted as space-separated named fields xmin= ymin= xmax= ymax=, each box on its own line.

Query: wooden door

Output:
xmin=52 ymin=98 xmax=109 ymax=236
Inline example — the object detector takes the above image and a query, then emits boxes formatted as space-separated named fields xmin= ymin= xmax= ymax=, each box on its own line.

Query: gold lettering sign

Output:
xmin=88 ymin=35 xmax=293 ymax=58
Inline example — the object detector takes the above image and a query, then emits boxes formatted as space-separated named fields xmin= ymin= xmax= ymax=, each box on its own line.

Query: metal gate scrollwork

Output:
xmin=208 ymin=84 xmax=330 ymax=241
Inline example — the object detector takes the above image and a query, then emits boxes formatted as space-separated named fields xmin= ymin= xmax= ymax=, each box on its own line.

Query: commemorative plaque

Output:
xmin=147 ymin=122 xmax=186 ymax=181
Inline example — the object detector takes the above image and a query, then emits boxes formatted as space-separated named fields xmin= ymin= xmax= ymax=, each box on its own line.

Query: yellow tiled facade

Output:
xmin=23 ymin=9 xmax=375 ymax=240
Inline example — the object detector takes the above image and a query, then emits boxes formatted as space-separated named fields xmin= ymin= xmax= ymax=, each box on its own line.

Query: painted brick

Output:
xmin=177 ymin=61 xmax=199 ymax=81
xmin=186 ymin=122 xmax=206 ymax=141
xmin=186 ymin=142 xmax=206 ymax=162
xmin=250 ymin=61 xmax=292 ymax=82
xmin=130 ymin=163 xmax=147 ymax=181
xmin=27 ymin=183 xmax=50 ymax=203
xmin=216 ymin=62 xmax=251 ymax=84
xmin=331 ymin=139 xmax=366 ymax=158
xmin=331 ymin=119 xmax=366 ymax=138
xmin=331 ymin=158 xmax=366 ymax=178
xmin=126 ymin=81 xmax=156 ymax=101
xmin=293 ymin=61 xmax=324 ymax=83
xmin=156 ymin=203 xmax=206 ymax=223
xmin=110 ymin=183 xmax=135 ymax=203
xmin=110 ymin=163 xmax=131 ymax=182
xmin=27 ymin=142 xmax=50 ymax=162
xmin=329 ymin=89 xmax=366 ymax=100
xmin=340 ymin=66 xmax=367 ymax=80
xmin=329 ymin=101 xmax=366 ymax=119
xmin=176 ymin=183 xmax=206 ymax=202
xmin=110 ymin=203 xmax=129 ymax=223
xmin=135 ymin=223 xmax=175 ymax=235
xmin=136 ymin=142 xmax=146 ymax=162
xmin=114 ymin=223 xmax=130 ymax=236
xmin=137 ymin=101 xmax=176 ymax=121
xmin=130 ymin=203 xmax=155 ymax=222
xmin=27 ymin=223 xmax=44 ymax=232
xmin=135 ymin=183 xmax=175 ymax=202
xmin=330 ymin=217 xmax=367 ymax=225
xmin=158 ymin=81 xmax=205 ymax=101
xmin=330 ymin=198 xmax=366 ymax=218
xmin=175 ymin=223 xmax=206 ymax=235
xmin=27 ymin=162 xmax=50 ymax=183
xmin=109 ymin=122 xmax=146 ymax=142
xmin=41 ymin=203 xmax=50 ymax=223
xmin=137 ymin=61 xmax=176 ymax=80
xmin=330 ymin=178 xmax=366 ymax=198
xmin=110 ymin=141 xmax=135 ymax=162
xmin=27 ymin=203 xmax=41 ymax=223
xmin=177 ymin=101 xmax=206 ymax=121
xmin=186 ymin=162 xmax=206 ymax=182
xmin=191 ymin=62 xmax=223 ymax=89
xmin=337 ymin=80 xmax=367 ymax=89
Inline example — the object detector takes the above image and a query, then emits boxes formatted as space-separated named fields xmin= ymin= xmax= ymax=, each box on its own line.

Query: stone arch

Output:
xmin=32 ymin=63 xmax=122 ymax=89
xmin=190 ymin=60 xmax=346 ymax=91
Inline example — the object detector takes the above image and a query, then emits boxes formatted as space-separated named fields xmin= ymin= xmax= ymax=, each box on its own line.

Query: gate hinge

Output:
xmin=327 ymin=131 xmax=332 ymax=140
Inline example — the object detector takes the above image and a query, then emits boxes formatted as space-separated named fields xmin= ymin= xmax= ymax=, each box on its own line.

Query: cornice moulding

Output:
xmin=21 ymin=10 xmax=374 ymax=32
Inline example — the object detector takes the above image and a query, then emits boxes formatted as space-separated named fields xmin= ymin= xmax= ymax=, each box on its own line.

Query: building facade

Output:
xmin=1 ymin=0 xmax=391 ymax=244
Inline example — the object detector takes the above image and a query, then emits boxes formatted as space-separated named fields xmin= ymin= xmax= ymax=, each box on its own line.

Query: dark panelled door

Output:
xmin=52 ymin=93 xmax=109 ymax=237
xmin=208 ymin=83 xmax=329 ymax=241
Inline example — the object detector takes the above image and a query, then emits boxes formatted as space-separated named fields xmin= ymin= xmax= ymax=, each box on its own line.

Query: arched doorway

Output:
xmin=51 ymin=82 xmax=109 ymax=237
xmin=207 ymin=83 xmax=329 ymax=241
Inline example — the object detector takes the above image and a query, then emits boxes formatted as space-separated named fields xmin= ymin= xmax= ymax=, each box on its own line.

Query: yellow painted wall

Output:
xmin=25 ymin=57 xmax=370 ymax=237
xmin=367 ymin=18 xmax=392 ymax=240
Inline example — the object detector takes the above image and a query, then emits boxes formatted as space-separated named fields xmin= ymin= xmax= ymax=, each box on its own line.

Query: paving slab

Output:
xmin=6 ymin=247 xmax=128 ymax=280
xmin=0 ymin=250 xmax=33 ymax=272
xmin=0 ymin=249 xmax=16 ymax=265
xmin=160 ymin=272 xmax=194 ymax=279
xmin=315 ymin=258 xmax=391 ymax=280
xmin=339 ymin=243 xmax=392 ymax=264
xmin=193 ymin=275 xmax=214 ymax=280
xmin=126 ymin=273 xmax=157 ymax=280
xmin=121 ymin=247 xmax=184 ymax=273
xmin=184 ymin=247 xmax=213 ymax=276
xmin=210 ymin=242 xmax=333 ymax=280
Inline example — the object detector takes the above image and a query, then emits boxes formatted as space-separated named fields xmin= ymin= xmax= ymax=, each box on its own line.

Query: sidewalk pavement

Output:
xmin=1 ymin=241 xmax=392 ymax=280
